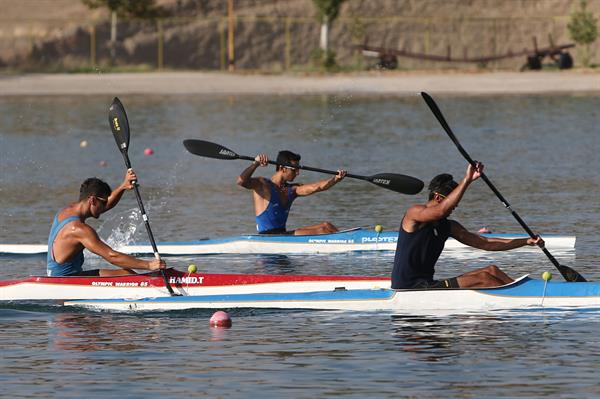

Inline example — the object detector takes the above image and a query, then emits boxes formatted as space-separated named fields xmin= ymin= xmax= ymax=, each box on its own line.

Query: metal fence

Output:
xmin=2 ymin=13 xmax=598 ymax=70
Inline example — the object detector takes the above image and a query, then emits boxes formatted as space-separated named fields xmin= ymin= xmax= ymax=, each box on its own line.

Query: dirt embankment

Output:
xmin=1 ymin=0 xmax=599 ymax=71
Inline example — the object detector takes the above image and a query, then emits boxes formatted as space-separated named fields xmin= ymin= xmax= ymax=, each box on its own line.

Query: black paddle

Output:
xmin=108 ymin=97 xmax=178 ymax=295
xmin=421 ymin=91 xmax=586 ymax=282
xmin=182 ymin=139 xmax=424 ymax=195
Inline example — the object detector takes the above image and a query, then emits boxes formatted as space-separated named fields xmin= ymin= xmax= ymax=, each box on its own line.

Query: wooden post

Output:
xmin=424 ymin=19 xmax=430 ymax=56
xmin=227 ymin=0 xmax=235 ymax=71
xmin=110 ymin=10 xmax=117 ymax=63
xmin=90 ymin=25 xmax=96 ymax=66
xmin=285 ymin=17 xmax=291 ymax=70
xmin=157 ymin=19 xmax=164 ymax=70
xmin=220 ymin=19 xmax=226 ymax=70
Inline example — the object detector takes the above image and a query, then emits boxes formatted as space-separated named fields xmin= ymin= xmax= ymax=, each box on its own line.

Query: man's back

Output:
xmin=392 ymin=218 xmax=451 ymax=289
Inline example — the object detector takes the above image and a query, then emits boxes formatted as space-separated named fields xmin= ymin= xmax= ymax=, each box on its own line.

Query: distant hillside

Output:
xmin=1 ymin=0 xmax=598 ymax=71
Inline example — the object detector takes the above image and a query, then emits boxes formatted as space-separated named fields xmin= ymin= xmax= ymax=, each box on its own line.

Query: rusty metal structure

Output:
xmin=356 ymin=35 xmax=575 ymax=70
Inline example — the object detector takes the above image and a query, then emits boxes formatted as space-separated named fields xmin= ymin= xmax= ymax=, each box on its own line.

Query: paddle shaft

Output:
xmin=118 ymin=152 xmax=177 ymax=294
xmin=119 ymin=156 xmax=159 ymax=254
xmin=465 ymin=161 xmax=565 ymax=271
xmin=238 ymin=154 xmax=367 ymax=181
xmin=422 ymin=91 xmax=585 ymax=282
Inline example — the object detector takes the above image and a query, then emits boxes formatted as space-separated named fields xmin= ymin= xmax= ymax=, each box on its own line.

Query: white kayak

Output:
xmin=0 ymin=228 xmax=575 ymax=256
xmin=64 ymin=276 xmax=600 ymax=313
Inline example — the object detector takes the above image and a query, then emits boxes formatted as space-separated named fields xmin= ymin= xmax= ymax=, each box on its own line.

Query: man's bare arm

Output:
xmin=295 ymin=170 xmax=346 ymax=196
xmin=76 ymin=224 xmax=165 ymax=270
xmin=237 ymin=154 xmax=268 ymax=190
xmin=450 ymin=221 xmax=543 ymax=251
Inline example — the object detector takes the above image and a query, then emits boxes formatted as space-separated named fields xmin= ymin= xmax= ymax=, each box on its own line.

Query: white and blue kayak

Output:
xmin=64 ymin=276 xmax=600 ymax=312
xmin=0 ymin=228 xmax=575 ymax=256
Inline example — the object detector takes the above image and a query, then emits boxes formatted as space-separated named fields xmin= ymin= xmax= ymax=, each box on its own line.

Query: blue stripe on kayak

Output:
xmin=477 ymin=277 xmax=600 ymax=297
xmin=69 ymin=278 xmax=600 ymax=306
xmin=153 ymin=228 xmax=399 ymax=246
xmin=73 ymin=289 xmax=396 ymax=304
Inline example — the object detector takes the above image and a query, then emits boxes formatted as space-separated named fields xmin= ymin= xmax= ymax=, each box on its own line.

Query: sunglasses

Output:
xmin=93 ymin=196 xmax=108 ymax=205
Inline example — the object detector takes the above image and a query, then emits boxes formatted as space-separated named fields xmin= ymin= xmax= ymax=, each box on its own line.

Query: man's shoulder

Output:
xmin=405 ymin=203 xmax=427 ymax=215
xmin=62 ymin=219 xmax=93 ymax=235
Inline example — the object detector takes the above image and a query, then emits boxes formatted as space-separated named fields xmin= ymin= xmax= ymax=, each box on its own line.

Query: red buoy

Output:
xmin=209 ymin=310 xmax=232 ymax=328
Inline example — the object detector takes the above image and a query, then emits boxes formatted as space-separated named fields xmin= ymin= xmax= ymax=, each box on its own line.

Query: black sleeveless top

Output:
xmin=391 ymin=218 xmax=451 ymax=289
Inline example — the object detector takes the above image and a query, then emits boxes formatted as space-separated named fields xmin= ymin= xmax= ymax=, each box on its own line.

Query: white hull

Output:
xmin=64 ymin=276 xmax=600 ymax=313
xmin=0 ymin=231 xmax=575 ymax=256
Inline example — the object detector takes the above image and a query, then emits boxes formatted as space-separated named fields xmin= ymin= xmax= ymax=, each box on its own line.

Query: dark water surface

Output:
xmin=1 ymin=94 xmax=599 ymax=398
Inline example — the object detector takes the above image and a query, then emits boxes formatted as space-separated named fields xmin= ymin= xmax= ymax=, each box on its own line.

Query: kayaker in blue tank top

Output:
xmin=392 ymin=162 xmax=543 ymax=289
xmin=47 ymin=171 xmax=166 ymax=277
xmin=47 ymin=214 xmax=85 ymax=276
xmin=254 ymin=181 xmax=297 ymax=233
xmin=237 ymin=150 xmax=347 ymax=235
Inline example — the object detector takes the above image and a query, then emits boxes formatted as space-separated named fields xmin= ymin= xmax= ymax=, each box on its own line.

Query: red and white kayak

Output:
xmin=0 ymin=268 xmax=390 ymax=301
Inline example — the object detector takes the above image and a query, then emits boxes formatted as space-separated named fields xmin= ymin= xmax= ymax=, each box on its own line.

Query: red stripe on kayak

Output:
xmin=0 ymin=268 xmax=389 ymax=288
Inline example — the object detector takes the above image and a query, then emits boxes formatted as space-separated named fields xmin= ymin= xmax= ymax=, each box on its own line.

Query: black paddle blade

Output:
xmin=369 ymin=173 xmax=424 ymax=195
xmin=183 ymin=139 xmax=239 ymax=160
xmin=559 ymin=265 xmax=587 ymax=282
xmin=420 ymin=92 xmax=476 ymax=164
xmin=108 ymin=97 xmax=130 ymax=154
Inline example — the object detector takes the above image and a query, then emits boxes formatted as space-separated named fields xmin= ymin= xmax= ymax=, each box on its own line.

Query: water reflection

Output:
xmin=255 ymin=255 xmax=295 ymax=273
xmin=47 ymin=313 xmax=164 ymax=352
xmin=390 ymin=315 xmax=462 ymax=362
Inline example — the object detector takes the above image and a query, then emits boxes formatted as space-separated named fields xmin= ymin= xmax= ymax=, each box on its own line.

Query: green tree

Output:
xmin=82 ymin=0 xmax=167 ymax=63
xmin=567 ymin=0 xmax=598 ymax=67
xmin=312 ymin=0 xmax=347 ymax=69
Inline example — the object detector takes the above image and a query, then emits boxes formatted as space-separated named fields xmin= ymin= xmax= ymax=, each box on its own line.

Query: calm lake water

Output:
xmin=1 ymin=93 xmax=599 ymax=398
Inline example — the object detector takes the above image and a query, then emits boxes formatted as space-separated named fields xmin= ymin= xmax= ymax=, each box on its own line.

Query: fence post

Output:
xmin=285 ymin=17 xmax=291 ymax=70
xmin=227 ymin=0 xmax=235 ymax=71
xmin=90 ymin=25 xmax=96 ymax=66
xmin=425 ymin=18 xmax=430 ymax=56
xmin=220 ymin=18 xmax=226 ymax=70
xmin=157 ymin=19 xmax=164 ymax=70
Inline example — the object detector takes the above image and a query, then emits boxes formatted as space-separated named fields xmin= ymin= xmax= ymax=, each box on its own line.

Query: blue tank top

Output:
xmin=47 ymin=213 xmax=85 ymax=277
xmin=391 ymin=218 xmax=451 ymax=289
xmin=255 ymin=182 xmax=297 ymax=233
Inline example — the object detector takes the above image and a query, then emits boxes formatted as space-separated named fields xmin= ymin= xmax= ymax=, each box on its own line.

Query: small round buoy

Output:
xmin=99 ymin=160 xmax=107 ymax=167
xmin=144 ymin=148 xmax=154 ymax=156
xmin=80 ymin=140 xmax=88 ymax=148
xmin=478 ymin=227 xmax=492 ymax=234
xmin=188 ymin=264 xmax=197 ymax=273
xmin=374 ymin=224 xmax=383 ymax=233
xmin=542 ymin=271 xmax=552 ymax=281
xmin=210 ymin=311 xmax=232 ymax=328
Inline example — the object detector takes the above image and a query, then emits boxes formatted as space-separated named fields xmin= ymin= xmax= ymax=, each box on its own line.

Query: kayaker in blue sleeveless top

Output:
xmin=237 ymin=150 xmax=346 ymax=235
xmin=392 ymin=162 xmax=543 ymax=289
xmin=47 ymin=171 xmax=166 ymax=277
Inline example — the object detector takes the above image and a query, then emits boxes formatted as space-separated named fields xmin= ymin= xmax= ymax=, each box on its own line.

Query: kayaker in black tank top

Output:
xmin=391 ymin=162 xmax=544 ymax=290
